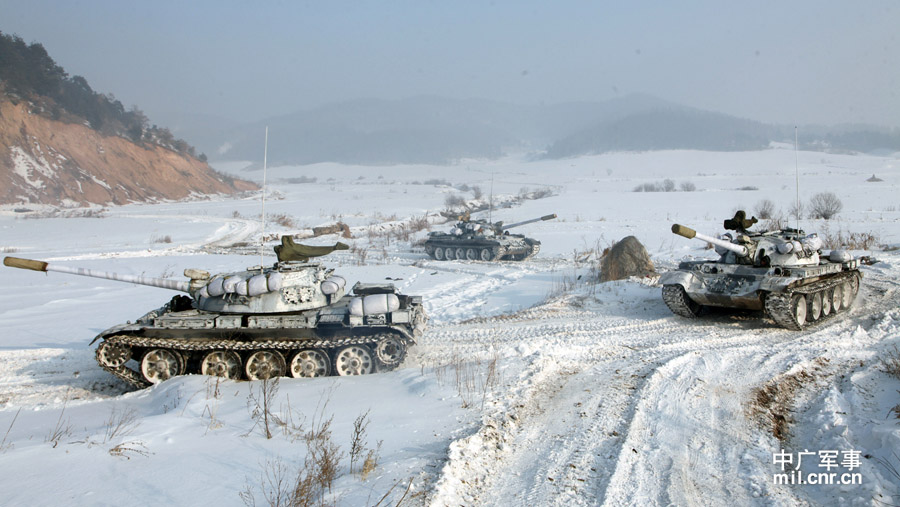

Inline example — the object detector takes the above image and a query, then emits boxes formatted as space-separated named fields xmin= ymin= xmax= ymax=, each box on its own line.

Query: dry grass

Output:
xmin=820 ymin=224 xmax=880 ymax=250
xmin=0 ymin=408 xmax=20 ymax=453
xmin=108 ymin=441 xmax=151 ymax=459
xmin=46 ymin=389 xmax=73 ymax=448
xmin=103 ymin=406 xmax=140 ymax=443
xmin=425 ymin=349 xmax=502 ymax=409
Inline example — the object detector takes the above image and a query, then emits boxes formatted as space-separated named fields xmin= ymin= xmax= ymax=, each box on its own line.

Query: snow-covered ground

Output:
xmin=1 ymin=148 xmax=898 ymax=506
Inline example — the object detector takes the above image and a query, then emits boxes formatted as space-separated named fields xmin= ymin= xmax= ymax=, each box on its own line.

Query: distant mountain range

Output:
xmin=165 ymin=95 xmax=900 ymax=167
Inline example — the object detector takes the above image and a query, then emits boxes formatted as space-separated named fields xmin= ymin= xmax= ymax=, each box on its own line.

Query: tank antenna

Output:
xmin=794 ymin=126 xmax=800 ymax=232
xmin=259 ymin=126 xmax=269 ymax=271
xmin=488 ymin=172 xmax=494 ymax=223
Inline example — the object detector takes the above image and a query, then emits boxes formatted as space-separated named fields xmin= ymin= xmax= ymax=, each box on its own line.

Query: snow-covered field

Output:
xmin=1 ymin=148 xmax=899 ymax=506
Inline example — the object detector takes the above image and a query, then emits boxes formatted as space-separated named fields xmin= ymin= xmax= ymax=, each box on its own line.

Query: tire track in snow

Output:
xmin=425 ymin=264 xmax=900 ymax=506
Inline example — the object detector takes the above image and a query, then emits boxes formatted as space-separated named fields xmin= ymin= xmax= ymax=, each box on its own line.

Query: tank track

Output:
xmin=522 ymin=243 xmax=540 ymax=260
xmin=662 ymin=284 xmax=702 ymax=318
xmin=764 ymin=271 xmax=860 ymax=330
xmin=97 ymin=334 xmax=413 ymax=389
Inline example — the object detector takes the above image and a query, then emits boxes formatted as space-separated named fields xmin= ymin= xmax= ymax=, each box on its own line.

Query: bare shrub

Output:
xmin=271 ymin=214 xmax=297 ymax=229
xmin=880 ymin=346 xmax=900 ymax=380
xmin=0 ymin=246 xmax=18 ymax=253
xmin=530 ymin=188 xmax=555 ymax=199
xmin=424 ymin=178 xmax=451 ymax=186
xmin=349 ymin=410 xmax=371 ymax=474
xmin=350 ymin=245 xmax=368 ymax=265
xmin=788 ymin=201 xmax=805 ymax=221
xmin=754 ymin=199 xmax=776 ymax=220
xmin=679 ymin=181 xmax=697 ymax=192
xmin=633 ymin=182 xmax=661 ymax=192
xmin=633 ymin=180 xmax=677 ymax=192
xmin=444 ymin=193 xmax=467 ymax=210
xmin=303 ymin=413 xmax=343 ymax=495
xmin=737 ymin=186 xmax=759 ymax=191
xmin=240 ymin=458 xmax=294 ymax=507
xmin=762 ymin=211 xmax=789 ymax=232
xmin=471 ymin=185 xmax=483 ymax=199
xmin=151 ymin=234 xmax=172 ymax=244
xmin=821 ymin=227 xmax=879 ymax=250
xmin=808 ymin=192 xmax=843 ymax=219
xmin=246 ymin=378 xmax=280 ymax=439
xmin=283 ymin=176 xmax=317 ymax=184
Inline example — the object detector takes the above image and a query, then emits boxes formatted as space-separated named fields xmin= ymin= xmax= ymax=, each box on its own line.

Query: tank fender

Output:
xmin=759 ymin=276 xmax=795 ymax=293
xmin=658 ymin=269 xmax=697 ymax=288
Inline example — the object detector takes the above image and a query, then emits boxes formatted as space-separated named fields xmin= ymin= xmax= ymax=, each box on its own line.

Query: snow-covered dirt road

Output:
xmin=421 ymin=262 xmax=900 ymax=506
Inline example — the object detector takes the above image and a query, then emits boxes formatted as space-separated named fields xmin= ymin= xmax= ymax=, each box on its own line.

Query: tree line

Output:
xmin=0 ymin=31 xmax=205 ymax=160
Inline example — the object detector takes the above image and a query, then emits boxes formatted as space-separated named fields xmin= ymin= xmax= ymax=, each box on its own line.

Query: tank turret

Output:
xmin=424 ymin=213 xmax=556 ymax=261
xmin=3 ymin=237 xmax=426 ymax=387
xmin=660 ymin=210 xmax=862 ymax=330
xmin=4 ymin=239 xmax=352 ymax=314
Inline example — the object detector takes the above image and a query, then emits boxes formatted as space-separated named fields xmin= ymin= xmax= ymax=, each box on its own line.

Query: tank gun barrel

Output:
xmin=671 ymin=224 xmax=749 ymax=257
xmin=502 ymin=214 xmax=557 ymax=230
xmin=3 ymin=256 xmax=191 ymax=292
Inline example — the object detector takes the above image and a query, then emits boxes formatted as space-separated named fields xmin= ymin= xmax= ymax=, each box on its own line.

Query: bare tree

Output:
xmin=754 ymin=199 xmax=776 ymax=219
xmin=808 ymin=192 xmax=843 ymax=220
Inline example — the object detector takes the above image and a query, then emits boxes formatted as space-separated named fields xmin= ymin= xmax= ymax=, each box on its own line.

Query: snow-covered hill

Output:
xmin=0 ymin=149 xmax=898 ymax=505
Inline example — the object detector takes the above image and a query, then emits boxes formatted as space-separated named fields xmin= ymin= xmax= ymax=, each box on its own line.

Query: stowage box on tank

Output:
xmin=659 ymin=211 xmax=862 ymax=330
xmin=424 ymin=213 xmax=556 ymax=261
xmin=3 ymin=236 xmax=427 ymax=388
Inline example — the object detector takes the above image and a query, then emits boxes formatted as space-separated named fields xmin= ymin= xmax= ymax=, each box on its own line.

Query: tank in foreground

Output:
xmin=3 ymin=236 xmax=426 ymax=388
xmin=659 ymin=211 xmax=862 ymax=330
xmin=423 ymin=213 xmax=557 ymax=261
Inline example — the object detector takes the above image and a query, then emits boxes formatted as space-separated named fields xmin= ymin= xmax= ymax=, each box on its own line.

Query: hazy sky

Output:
xmin=2 ymin=0 xmax=898 ymax=128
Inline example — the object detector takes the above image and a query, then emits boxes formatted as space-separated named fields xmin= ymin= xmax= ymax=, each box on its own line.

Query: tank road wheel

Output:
xmin=821 ymin=289 xmax=833 ymax=317
xmin=444 ymin=247 xmax=456 ymax=260
xmin=791 ymin=294 xmax=808 ymax=329
xmin=466 ymin=248 xmax=478 ymax=260
xmin=333 ymin=345 xmax=375 ymax=376
xmin=831 ymin=284 xmax=843 ymax=312
xmin=289 ymin=349 xmax=331 ymax=378
xmin=479 ymin=248 xmax=494 ymax=261
xmin=425 ymin=246 xmax=436 ymax=259
xmin=455 ymin=247 xmax=466 ymax=260
xmin=434 ymin=247 xmax=445 ymax=260
xmin=245 ymin=350 xmax=286 ymax=380
xmin=807 ymin=291 xmax=823 ymax=321
xmin=97 ymin=341 xmax=131 ymax=368
xmin=200 ymin=351 xmax=242 ymax=380
xmin=140 ymin=349 xmax=185 ymax=384
xmin=374 ymin=335 xmax=407 ymax=370
xmin=840 ymin=281 xmax=853 ymax=310
xmin=662 ymin=284 xmax=702 ymax=318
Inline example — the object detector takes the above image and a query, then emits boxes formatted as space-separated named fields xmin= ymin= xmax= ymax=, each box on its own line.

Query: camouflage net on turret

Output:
xmin=275 ymin=236 xmax=349 ymax=262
